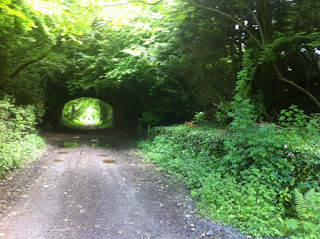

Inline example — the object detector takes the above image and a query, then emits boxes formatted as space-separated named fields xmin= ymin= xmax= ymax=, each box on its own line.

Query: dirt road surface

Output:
xmin=0 ymin=130 xmax=247 ymax=239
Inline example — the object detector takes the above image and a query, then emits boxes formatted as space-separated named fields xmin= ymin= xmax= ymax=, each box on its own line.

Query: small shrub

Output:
xmin=192 ymin=111 xmax=207 ymax=124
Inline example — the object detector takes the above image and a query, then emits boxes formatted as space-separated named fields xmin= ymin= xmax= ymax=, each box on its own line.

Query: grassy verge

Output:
xmin=0 ymin=97 xmax=47 ymax=178
xmin=139 ymin=123 xmax=320 ymax=238
xmin=0 ymin=134 xmax=46 ymax=178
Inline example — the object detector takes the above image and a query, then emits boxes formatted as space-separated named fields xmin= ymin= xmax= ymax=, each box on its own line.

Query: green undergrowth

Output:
xmin=0 ymin=134 xmax=45 ymax=177
xmin=0 ymin=96 xmax=46 ymax=177
xmin=139 ymin=114 xmax=320 ymax=237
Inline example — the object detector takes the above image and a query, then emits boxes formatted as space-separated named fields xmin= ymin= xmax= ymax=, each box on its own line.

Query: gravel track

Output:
xmin=0 ymin=130 xmax=249 ymax=239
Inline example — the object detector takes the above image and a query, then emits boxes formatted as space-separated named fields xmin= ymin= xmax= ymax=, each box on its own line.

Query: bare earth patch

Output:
xmin=0 ymin=130 xmax=249 ymax=239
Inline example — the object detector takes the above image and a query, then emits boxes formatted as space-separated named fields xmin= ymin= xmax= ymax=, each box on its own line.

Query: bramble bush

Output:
xmin=0 ymin=96 xmax=45 ymax=177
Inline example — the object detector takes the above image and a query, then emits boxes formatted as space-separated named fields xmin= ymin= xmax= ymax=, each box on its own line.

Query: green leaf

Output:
xmin=285 ymin=218 xmax=298 ymax=230
xmin=302 ymin=221 xmax=318 ymax=232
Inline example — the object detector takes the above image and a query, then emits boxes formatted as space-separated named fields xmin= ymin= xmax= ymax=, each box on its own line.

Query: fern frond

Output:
xmin=305 ymin=188 xmax=316 ymax=200
xmin=294 ymin=188 xmax=314 ymax=220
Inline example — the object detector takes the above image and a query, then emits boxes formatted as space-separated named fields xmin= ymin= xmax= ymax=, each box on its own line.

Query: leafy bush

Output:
xmin=192 ymin=111 xmax=207 ymax=124
xmin=0 ymin=96 xmax=45 ymax=177
xmin=280 ymin=105 xmax=311 ymax=128
xmin=279 ymin=105 xmax=320 ymax=190
xmin=0 ymin=96 xmax=37 ymax=143
xmin=215 ymin=101 xmax=232 ymax=123
xmin=140 ymin=104 xmax=320 ymax=237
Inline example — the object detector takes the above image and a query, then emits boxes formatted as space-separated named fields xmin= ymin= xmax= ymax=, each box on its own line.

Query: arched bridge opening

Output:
xmin=62 ymin=97 xmax=113 ymax=130
xmin=41 ymin=83 xmax=140 ymax=131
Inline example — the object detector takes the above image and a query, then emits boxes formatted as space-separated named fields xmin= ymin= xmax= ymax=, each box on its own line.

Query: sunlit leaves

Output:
xmin=25 ymin=0 xmax=98 ymax=40
xmin=0 ymin=0 xmax=35 ymax=30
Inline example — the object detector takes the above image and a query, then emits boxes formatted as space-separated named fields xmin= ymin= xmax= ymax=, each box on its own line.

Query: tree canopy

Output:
xmin=0 ymin=0 xmax=319 ymax=126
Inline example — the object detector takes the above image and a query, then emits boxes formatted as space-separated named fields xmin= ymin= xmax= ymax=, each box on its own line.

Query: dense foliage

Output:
xmin=1 ymin=0 xmax=319 ymax=124
xmin=140 ymin=112 xmax=320 ymax=237
xmin=0 ymin=97 xmax=45 ymax=177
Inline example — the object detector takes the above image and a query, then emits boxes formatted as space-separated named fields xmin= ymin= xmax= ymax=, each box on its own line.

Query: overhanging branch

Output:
xmin=9 ymin=42 xmax=62 ymax=79
xmin=273 ymin=64 xmax=320 ymax=109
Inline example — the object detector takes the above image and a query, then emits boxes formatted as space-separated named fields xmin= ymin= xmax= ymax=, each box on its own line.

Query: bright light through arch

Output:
xmin=62 ymin=97 xmax=113 ymax=129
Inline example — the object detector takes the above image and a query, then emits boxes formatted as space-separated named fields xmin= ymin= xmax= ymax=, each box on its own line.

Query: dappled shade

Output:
xmin=62 ymin=97 xmax=112 ymax=129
